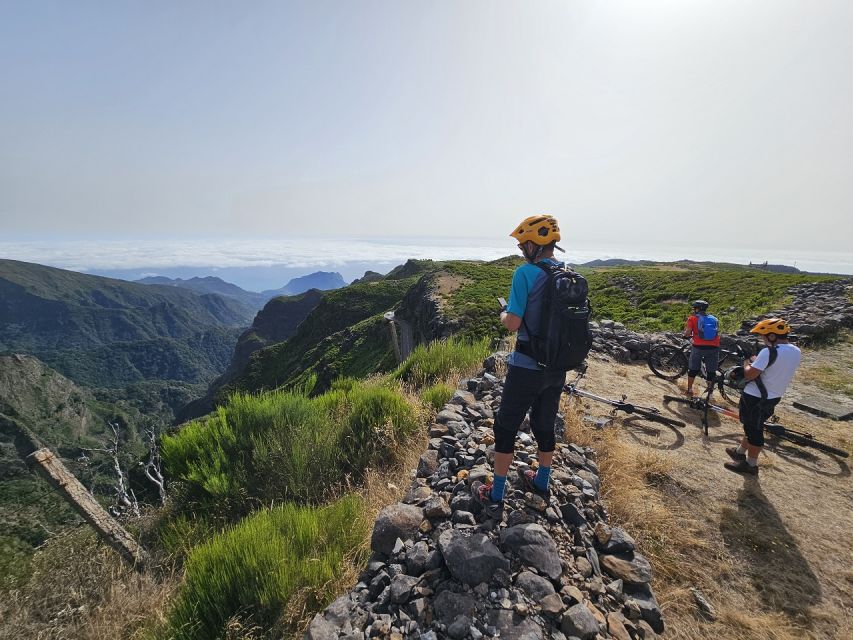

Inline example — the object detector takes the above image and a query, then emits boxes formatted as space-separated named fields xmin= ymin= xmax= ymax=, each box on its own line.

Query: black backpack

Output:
xmin=520 ymin=263 xmax=593 ymax=371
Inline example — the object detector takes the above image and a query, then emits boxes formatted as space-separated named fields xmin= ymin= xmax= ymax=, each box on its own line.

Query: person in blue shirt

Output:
xmin=474 ymin=214 xmax=567 ymax=513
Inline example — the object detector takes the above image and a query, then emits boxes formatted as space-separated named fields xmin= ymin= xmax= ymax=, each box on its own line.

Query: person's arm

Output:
xmin=743 ymin=348 xmax=769 ymax=381
xmin=683 ymin=315 xmax=694 ymax=338
xmin=503 ymin=267 xmax=529 ymax=334
xmin=501 ymin=311 xmax=522 ymax=332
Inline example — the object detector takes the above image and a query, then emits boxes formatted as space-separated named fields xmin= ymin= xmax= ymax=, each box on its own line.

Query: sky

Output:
xmin=1 ymin=1 xmax=852 ymax=275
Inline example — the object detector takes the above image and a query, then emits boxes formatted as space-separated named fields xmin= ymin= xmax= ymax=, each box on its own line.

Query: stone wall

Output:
xmin=590 ymin=279 xmax=853 ymax=362
xmin=304 ymin=355 xmax=663 ymax=640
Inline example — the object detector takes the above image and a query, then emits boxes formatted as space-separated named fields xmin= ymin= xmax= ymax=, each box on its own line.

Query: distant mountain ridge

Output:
xmin=0 ymin=259 xmax=255 ymax=388
xmin=135 ymin=270 xmax=346 ymax=310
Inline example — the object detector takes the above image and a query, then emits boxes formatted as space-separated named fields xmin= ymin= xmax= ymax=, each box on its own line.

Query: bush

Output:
xmin=165 ymin=495 xmax=368 ymax=640
xmin=393 ymin=337 xmax=492 ymax=387
xmin=421 ymin=382 xmax=455 ymax=411
xmin=161 ymin=381 xmax=420 ymax=510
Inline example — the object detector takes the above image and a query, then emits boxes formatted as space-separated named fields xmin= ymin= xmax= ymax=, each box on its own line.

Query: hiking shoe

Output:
xmin=472 ymin=481 xmax=504 ymax=518
xmin=724 ymin=460 xmax=758 ymax=476
xmin=725 ymin=447 xmax=746 ymax=462
xmin=520 ymin=469 xmax=550 ymax=497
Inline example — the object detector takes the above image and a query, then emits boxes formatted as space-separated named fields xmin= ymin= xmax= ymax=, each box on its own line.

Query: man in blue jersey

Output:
xmin=474 ymin=214 xmax=567 ymax=513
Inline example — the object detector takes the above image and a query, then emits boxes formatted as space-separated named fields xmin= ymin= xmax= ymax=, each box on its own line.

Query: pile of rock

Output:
xmin=305 ymin=356 xmax=663 ymax=640
xmin=739 ymin=281 xmax=853 ymax=341
xmin=589 ymin=321 xmax=659 ymax=363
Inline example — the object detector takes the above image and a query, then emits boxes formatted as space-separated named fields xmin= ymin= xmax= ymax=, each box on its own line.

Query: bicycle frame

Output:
xmin=663 ymin=383 xmax=848 ymax=458
xmin=564 ymin=368 xmax=685 ymax=428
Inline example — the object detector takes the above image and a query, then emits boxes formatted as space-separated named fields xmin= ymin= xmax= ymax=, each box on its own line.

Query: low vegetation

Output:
xmin=165 ymin=496 xmax=368 ymax=640
xmin=393 ymin=337 xmax=492 ymax=387
xmin=580 ymin=264 xmax=836 ymax=333
xmin=161 ymin=380 xmax=421 ymax=510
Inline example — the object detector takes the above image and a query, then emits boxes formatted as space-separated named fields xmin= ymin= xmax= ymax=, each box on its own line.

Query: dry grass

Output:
xmin=563 ymin=358 xmax=853 ymax=640
xmin=0 ymin=525 xmax=176 ymax=640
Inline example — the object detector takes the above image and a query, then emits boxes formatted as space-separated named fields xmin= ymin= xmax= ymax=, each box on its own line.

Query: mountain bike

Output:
xmin=663 ymin=380 xmax=848 ymax=458
xmin=647 ymin=338 xmax=754 ymax=404
xmin=564 ymin=367 xmax=685 ymax=428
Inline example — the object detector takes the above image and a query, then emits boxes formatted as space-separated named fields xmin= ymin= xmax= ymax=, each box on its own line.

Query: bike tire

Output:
xmin=647 ymin=345 xmax=688 ymax=380
xmin=716 ymin=372 xmax=742 ymax=405
xmin=764 ymin=424 xmax=849 ymax=458
xmin=629 ymin=407 xmax=686 ymax=428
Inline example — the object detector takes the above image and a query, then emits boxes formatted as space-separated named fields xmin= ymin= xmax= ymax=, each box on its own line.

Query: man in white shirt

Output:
xmin=725 ymin=318 xmax=801 ymax=475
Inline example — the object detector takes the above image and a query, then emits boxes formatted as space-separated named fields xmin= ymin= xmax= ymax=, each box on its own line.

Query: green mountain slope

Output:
xmin=219 ymin=259 xmax=841 ymax=401
xmin=0 ymin=355 xmax=150 ymax=588
xmin=0 ymin=260 xmax=255 ymax=387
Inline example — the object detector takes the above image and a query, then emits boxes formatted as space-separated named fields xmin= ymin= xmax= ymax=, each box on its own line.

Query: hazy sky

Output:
xmin=1 ymin=1 xmax=852 ymax=256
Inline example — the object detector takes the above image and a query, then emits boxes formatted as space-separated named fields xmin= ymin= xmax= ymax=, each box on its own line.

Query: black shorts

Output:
xmin=493 ymin=364 xmax=566 ymax=454
xmin=738 ymin=393 xmax=780 ymax=447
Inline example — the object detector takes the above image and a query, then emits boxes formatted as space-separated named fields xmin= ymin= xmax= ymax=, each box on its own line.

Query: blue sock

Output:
xmin=535 ymin=465 xmax=551 ymax=491
xmin=490 ymin=474 xmax=507 ymax=502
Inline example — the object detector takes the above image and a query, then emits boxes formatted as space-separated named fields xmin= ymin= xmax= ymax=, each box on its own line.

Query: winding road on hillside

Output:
xmin=383 ymin=311 xmax=414 ymax=363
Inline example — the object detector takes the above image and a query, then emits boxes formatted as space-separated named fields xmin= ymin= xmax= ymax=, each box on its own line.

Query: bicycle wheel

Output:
xmin=647 ymin=345 xmax=688 ymax=380
xmin=631 ymin=407 xmax=686 ymax=428
xmin=716 ymin=370 xmax=742 ymax=405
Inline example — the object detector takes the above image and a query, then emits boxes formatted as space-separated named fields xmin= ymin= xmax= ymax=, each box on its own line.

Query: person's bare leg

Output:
xmin=686 ymin=374 xmax=695 ymax=395
xmin=537 ymin=450 xmax=554 ymax=469
xmin=494 ymin=452 xmax=513 ymax=477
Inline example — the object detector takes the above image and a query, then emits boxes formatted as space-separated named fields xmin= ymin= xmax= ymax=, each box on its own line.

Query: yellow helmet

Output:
xmin=749 ymin=318 xmax=791 ymax=336
xmin=510 ymin=215 xmax=561 ymax=246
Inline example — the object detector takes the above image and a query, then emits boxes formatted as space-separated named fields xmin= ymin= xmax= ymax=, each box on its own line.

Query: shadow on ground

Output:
xmin=719 ymin=479 xmax=822 ymax=624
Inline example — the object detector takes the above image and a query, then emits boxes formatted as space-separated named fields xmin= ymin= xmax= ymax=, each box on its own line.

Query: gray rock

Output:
xmin=371 ymin=503 xmax=424 ymax=555
xmin=438 ymin=530 xmax=510 ymax=585
xmin=560 ymin=603 xmax=600 ymax=639
xmin=423 ymin=496 xmax=452 ymax=520
xmin=488 ymin=609 xmax=544 ymax=639
xmin=324 ymin=595 xmax=352 ymax=626
xmin=515 ymin=571 xmax=556 ymax=600
xmin=432 ymin=590 xmax=477 ymax=624
xmin=626 ymin=584 xmax=664 ymax=632
xmin=417 ymin=451 xmax=439 ymax=477
xmin=451 ymin=389 xmax=477 ymax=407
xmin=499 ymin=523 xmax=562 ymax=580
xmin=406 ymin=541 xmax=430 ymax=576
xmin=389 ymin=574 xmax=419 ymax=604
xmin=304 ymin=613 xmax=338 ymax=640
xmin=596 ymin=527 xmax=636 ymax=554
xmin=600 ymin=552 xmax=653 ymax=585
xmin=447 ymin=615 xmax=472 ymax=639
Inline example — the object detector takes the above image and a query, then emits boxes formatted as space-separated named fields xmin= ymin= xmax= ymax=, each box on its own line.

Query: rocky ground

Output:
xmin=306 ymin=359 xmax=664 ymax=640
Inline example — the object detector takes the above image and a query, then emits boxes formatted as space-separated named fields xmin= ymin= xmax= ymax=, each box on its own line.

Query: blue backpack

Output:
xmin=697 ymin=314 xmax=719 ymax=341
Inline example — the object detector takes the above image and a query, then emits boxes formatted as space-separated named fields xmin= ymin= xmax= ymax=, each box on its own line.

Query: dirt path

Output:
xmin=567 ymin=349 xmax=852 ymax=640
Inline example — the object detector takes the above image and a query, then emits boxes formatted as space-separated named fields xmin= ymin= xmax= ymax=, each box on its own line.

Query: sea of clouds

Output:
xmin=1 ymin=237 xmax=850 ymax=289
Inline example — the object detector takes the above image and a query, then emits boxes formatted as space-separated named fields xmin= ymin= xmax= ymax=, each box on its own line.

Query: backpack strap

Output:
xmin=754 ymin=346 xmax=778 ymax=401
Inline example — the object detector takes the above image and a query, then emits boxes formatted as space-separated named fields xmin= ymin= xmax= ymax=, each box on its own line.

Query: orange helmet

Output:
xmin=749 ymin=318 xmax=791 ymax=336
xmin=510 ymin=215 xmax=561 ymax=246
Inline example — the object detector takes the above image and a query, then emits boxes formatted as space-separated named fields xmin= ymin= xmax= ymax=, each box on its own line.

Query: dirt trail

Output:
xmin=570 ymin=348 xmax=853 ymax=640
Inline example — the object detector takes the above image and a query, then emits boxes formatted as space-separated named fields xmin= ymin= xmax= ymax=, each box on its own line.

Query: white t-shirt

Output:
xmin=744 ymin=343 xmax=801 ymax=400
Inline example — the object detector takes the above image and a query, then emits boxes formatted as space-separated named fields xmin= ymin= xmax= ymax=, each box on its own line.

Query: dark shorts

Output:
xmin=494 ymin=364 xmax=567 ymax=454
xmin=688 ymin=345 xmax=719 ymax=379
xmin=738 ymin=393 xmax=780 ymax=447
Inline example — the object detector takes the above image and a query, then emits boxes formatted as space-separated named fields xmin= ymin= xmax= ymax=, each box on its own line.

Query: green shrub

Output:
xmin=165 ymin=495 xmax=368 ymax=640
xmin=421 ymin=382 xmax=455 ymax=411
xmin=393 ymin=337 xmax=491 ymax=387
xmin=161 ymin=381 xmax=419 ymax=510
